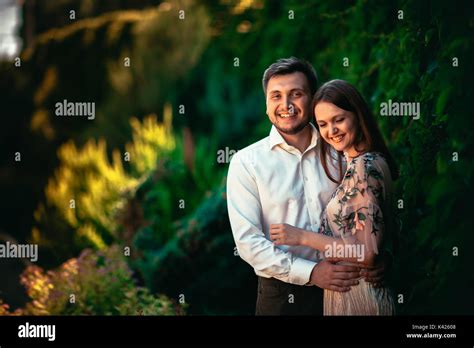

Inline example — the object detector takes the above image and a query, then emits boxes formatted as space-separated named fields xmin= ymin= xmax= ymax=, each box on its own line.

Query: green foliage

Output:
xmin=0 ymin=245 xmax=184 ymax=316
xmin=33 ymin=113 xmax=176 ymax=257
xmin=133 ymin=183 xmax=256 ymax=315
xmin=0 ymin=0 xmax=212 ymax=254
xmin=2 ymin=0 xmax=472 ymax=315
xmin=130 ymin=0 xmax=473 ymax=314
xmin=132 ymin=132 xmax=227 ymax=257
xmin=20 ymin=2 xmax=211 ymax=146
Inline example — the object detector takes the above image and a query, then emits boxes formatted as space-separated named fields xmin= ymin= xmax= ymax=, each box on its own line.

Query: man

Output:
xmin=226 ymin=57 xmax=385 ymax=315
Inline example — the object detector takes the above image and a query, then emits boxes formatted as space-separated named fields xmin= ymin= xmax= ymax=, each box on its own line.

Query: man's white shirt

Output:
xmin=226 ymin=123 xmax=341 ymax=285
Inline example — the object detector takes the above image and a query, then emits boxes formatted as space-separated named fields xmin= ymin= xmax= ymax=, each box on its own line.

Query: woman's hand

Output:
xmin=270 ymin=223 xmax=305 ymax=246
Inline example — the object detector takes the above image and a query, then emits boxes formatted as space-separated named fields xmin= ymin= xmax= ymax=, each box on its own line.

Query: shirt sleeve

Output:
xmin=226 ymin=151 xmax=316 ymax=285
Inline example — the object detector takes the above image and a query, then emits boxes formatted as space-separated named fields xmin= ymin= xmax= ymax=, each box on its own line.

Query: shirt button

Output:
xmin=304 ymin=177 xmax=308 ymax=181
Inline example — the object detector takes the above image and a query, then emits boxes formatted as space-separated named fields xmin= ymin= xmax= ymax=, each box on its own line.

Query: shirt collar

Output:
xmin=269 ymin=123 xmax=319 ymax=152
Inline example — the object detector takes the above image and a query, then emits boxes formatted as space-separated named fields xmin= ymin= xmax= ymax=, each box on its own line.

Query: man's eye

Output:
xmin=292 ymin=92 xmax=302 ymax=97
xmin=319 ymin=124 xmax=326 ymax=128
xmin=336 ymin=118 xmax=344 ymax=123
xmin=271 ymin=95 xmax=280 ymax=100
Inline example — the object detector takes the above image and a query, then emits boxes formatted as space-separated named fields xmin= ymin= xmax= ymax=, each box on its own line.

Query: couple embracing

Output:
xmin=227 ymin=57 xmax=398 ymax=315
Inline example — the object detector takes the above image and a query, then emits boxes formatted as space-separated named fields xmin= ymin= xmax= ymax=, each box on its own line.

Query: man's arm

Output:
xmin=226 ymin=151 xmax=315 ymax=285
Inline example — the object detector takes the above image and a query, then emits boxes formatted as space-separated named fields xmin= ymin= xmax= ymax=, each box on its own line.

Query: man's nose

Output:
xmin=288 ymin=104 xmax=295 ymax=114
xmin=281 ymin=96 xmax=288 ymax=110
xmin=280 ymin=96 xmax=290 ymax=109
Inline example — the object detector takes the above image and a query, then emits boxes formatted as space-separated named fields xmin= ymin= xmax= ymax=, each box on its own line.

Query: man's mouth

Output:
xmin=278 ymin=111 xmax=296 ymax=118
xmin=331 ymin=134 xmax=345 ymax=143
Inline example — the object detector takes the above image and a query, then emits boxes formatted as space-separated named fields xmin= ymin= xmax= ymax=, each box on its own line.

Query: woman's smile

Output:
xmin=331 ymin=133 xmax=345 ymax=143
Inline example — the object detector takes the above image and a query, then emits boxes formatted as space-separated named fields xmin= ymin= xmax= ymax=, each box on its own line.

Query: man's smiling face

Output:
xmin=265 ymin=72 xmax=312 ymax=135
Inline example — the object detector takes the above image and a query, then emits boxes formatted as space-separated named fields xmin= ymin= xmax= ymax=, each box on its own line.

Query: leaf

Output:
xmin=435 ymin=88 xmax=451 ymax=115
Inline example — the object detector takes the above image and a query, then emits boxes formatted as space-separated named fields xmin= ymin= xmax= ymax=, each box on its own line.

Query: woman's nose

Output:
xmin=329 ymin=126 xmax=338 ymax=136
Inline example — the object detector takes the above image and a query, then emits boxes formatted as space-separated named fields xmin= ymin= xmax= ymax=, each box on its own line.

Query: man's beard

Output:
xmin=273 ymin=116 xmax=310 ymax=135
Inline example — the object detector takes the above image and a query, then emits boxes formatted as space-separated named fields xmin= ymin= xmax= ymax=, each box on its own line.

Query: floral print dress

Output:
xmin=318 ymin=152 xmax=395 ymax=315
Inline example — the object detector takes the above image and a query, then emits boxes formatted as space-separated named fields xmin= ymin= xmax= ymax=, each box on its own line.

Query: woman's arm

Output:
xmin=269 ymin=223 xmax=375 ymax=266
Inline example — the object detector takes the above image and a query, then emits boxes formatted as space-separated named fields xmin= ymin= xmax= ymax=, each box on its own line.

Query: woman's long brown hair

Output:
xmin=313 ymin=79 xmax=399 ymax=184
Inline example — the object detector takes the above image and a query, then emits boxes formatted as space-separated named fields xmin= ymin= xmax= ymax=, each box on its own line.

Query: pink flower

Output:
xmin=352 ymin=212 xmax=366 ymax=235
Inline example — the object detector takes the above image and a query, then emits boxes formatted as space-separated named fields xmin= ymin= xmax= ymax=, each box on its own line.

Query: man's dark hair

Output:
xmin=262 ymin=57 xmax=318 ymax=96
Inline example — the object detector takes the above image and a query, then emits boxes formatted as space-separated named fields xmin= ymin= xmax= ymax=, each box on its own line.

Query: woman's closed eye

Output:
xmin=318 ymin=118 xmax=344 ymax=128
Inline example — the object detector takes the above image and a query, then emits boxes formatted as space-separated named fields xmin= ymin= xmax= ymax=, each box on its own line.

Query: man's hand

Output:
xmin=309 ymin=259 xmax=361 ymax=292
xmin=359 ymin=252 xmax=392 ymax=288
xmin=270 ymin=223 xmax=304 ymax=246
xmin=324 ymin=252 xmax=392 ymax=288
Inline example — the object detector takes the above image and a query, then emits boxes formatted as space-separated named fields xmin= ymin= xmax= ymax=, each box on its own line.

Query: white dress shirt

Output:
xmin=227 ymin=123 xmax=341 ymax=285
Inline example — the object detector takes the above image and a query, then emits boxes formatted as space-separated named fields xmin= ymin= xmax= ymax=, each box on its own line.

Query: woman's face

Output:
xmin=314 ymin=101 xmax=358 ymax=156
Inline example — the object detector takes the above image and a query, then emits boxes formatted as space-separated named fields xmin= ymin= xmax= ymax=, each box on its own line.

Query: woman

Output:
xmin=270 ymin=79 xmax=397 ymax=315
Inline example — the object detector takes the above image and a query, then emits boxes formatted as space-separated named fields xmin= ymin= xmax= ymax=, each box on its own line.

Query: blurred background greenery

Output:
xmin=0 ymin=0 xmax=473 ymax=315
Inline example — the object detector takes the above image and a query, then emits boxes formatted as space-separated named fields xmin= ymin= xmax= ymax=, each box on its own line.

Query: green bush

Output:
xmin=0 ymin=245 xmax=184 ymax=316
xmin=32 ymin=113 xmax=176 ymax=259
xmin=133 ymin=183 xmax=256 ymax=315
